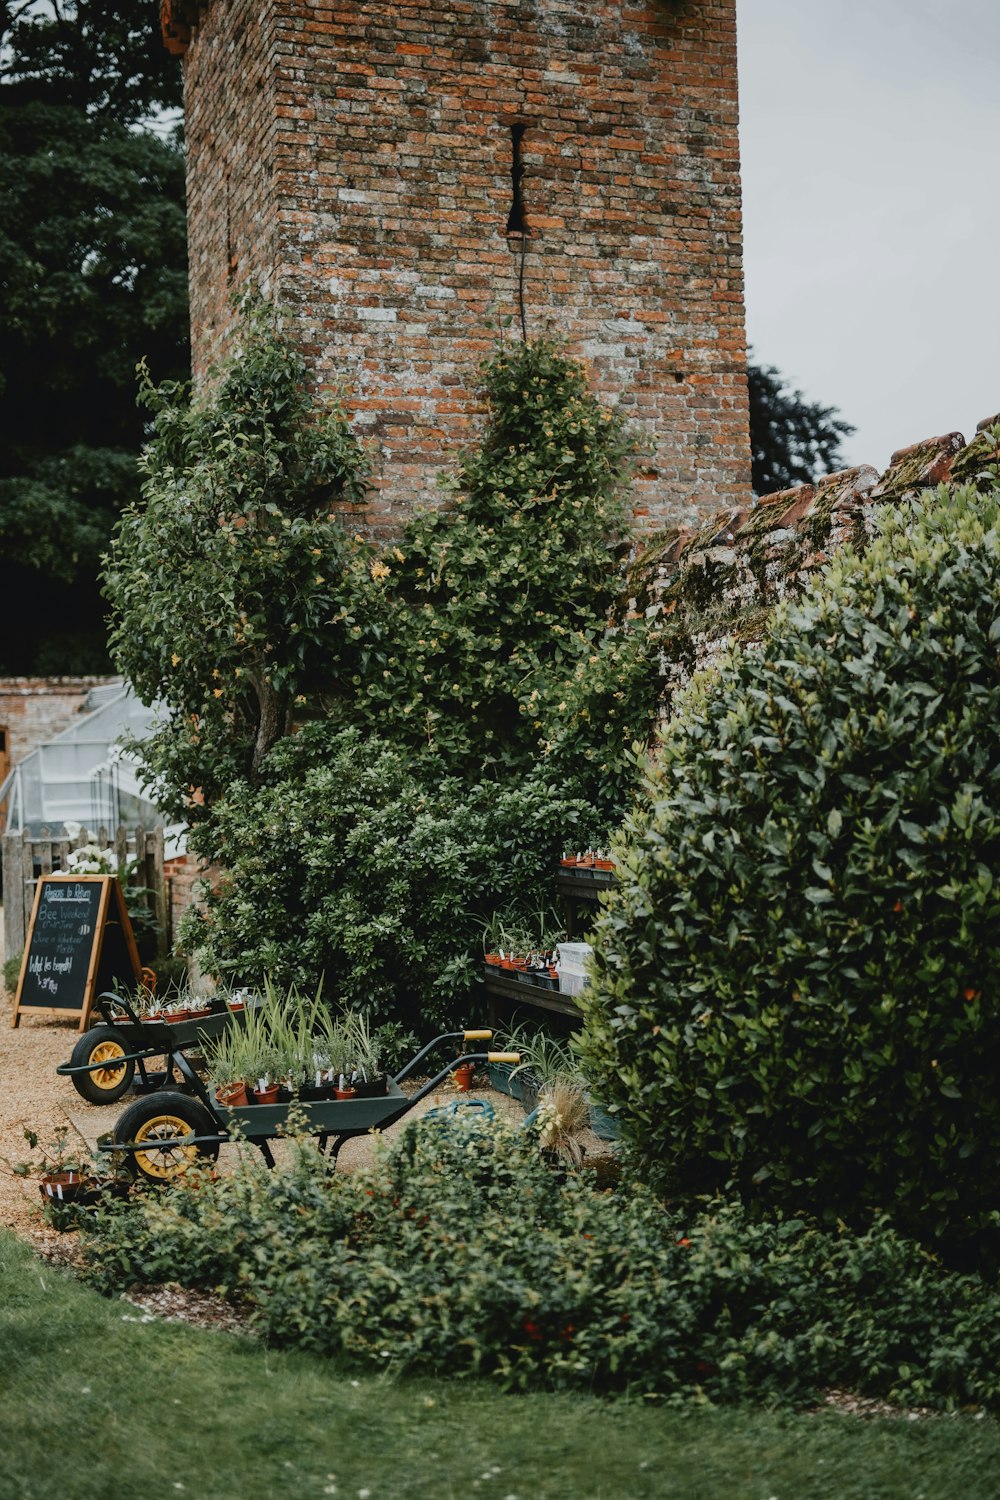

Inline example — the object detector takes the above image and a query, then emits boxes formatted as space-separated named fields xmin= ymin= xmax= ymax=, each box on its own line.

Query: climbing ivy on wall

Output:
xmin=327 ymin=336 xmax=639 ymax=784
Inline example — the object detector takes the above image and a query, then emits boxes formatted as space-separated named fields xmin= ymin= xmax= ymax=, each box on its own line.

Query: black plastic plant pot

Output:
xmin=353 ymin=1076 xmax=389 ymax=1099
xmin=298 ymin=1083 xmax=337 ymax=1103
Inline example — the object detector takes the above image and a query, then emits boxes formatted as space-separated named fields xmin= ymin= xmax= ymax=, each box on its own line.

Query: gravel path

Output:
xmin=0 ymin=1008 xmax=84 ymax=1239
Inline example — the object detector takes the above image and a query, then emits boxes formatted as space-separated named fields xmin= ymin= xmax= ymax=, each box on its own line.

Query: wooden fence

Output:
xmin=2 ymin=825 xmax=166 ymax=966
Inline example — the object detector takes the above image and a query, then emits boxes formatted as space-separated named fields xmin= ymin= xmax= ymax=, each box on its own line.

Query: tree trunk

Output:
xmin=246 ymin=666 xmax=290 ymax=780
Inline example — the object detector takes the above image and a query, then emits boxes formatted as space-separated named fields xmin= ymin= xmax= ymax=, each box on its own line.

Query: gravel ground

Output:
xmin=0 ymin=1007 xmax=83 ymax=1241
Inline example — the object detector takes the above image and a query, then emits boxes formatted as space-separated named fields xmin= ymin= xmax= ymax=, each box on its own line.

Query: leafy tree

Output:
xmin=0 ymin=1 xmax=188 ymax=672
xmin=104 ymin=301 xmax=372 ymax=821
xmin=1 ymin=0 xmax=182 ymax=122
xmin=747 ymin=356 xmax=855 ymax=498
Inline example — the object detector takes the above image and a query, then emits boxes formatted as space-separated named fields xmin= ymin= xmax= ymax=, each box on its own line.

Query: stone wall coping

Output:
xmin=0 ymin=677 xmax=120 ymax=695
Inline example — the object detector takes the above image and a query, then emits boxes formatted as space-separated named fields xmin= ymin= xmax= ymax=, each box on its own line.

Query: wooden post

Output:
xmin=2 ymin=833 xmax=23 ymax=971
xmin=20 ymin=829 xmax=35 ymax=955
xmin=150 ymin=825 xmax=167 ymax=956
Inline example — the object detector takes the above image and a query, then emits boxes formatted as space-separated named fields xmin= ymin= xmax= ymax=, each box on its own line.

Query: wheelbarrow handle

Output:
xmin=394 ymin=1029 xmax=485 ymax=1083
xmin=57 ymin=1048 xmax=160 ymax=1076
xmin=487 ymin=1052 xmax=520 ymax=1065
xmin=463 ymin=1029 xmax=493 ymax=1041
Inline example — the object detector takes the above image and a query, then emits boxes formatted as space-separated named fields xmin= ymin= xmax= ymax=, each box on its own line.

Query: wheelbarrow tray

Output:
xmin=57 ymin=999 xmax=254 ymax=1103
xmin=130 ymin=1008 xmax=243 ymax=1049
xmin=212 ymin=1078 xmax=407 ymax=1140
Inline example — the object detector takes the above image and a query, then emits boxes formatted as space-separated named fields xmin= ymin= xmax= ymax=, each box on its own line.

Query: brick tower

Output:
xmin=164 ymin=0 xmax=751 ymax=534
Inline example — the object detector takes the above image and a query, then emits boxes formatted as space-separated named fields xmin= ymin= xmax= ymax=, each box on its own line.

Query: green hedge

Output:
xmin=578 ymin=485 xmax=1000 ymax=1264
xmin=83 ymin=1114 xmax=1000 ymax=1408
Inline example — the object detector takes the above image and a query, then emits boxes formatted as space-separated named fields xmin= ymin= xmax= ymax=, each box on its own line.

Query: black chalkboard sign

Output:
xmin=12 ymin=875 xmax=142 ymax=1031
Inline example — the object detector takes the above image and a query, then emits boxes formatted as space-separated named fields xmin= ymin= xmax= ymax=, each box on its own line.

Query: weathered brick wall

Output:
xmin=164 ymin=852 xmax=203 ymax=950
xmin=183 ymin=1 xmax=281 ymax=359
xmin=626 ymin=413 xmax=1000 ymax=715
xmin=0 ymin=678 xmax=119 ymax=775
xmin=177 ymin=0 xmax=751 ymax=536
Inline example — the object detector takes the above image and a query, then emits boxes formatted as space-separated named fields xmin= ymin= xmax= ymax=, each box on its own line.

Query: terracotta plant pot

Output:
xmin=215 ymin=1081 xmax=251 ymax=1107
xmin=453 ymin=1062 xmax=475 ymax=1092
xmin=334 ymin=1086 xmax=357 ymax=1101
xmin=39 ymin=1171 xmax=89 ymax=1203
xmin=253 ymin=1083 xmax=281 ymax=1105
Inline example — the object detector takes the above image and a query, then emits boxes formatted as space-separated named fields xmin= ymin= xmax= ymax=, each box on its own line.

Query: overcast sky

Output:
xmin=737 ymin=0 xmax=1000 ymax=473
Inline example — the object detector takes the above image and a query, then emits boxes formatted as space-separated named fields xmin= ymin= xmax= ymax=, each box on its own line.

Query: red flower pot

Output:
xmin=39 ymin=1171 xmax=88 ymax=1203
xmin=453 ymin=1062 xmax=475 ymax=1092
xmin=215 ymin=1081 xmax=251 ymax=1107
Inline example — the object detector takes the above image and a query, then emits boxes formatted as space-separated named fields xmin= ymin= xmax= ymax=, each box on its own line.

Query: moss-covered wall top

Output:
xmin=625 ymin=414 xmax=1000 ymax=719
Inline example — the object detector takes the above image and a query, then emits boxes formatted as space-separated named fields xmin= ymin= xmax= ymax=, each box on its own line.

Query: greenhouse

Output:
xmin=0 ymin=680 xmax=180 ymax=849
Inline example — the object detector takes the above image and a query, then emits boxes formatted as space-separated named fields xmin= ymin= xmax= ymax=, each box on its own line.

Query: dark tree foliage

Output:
xmin=747 ymin=356 xmax=855 ymax=498
xmin=1 ymin=0 xmax=182 ymax=122
xmin=0 ymin=2 xmax=188 ymax=673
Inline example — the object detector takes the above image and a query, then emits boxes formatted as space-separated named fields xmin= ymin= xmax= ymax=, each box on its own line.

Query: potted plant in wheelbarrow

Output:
xmin=340 ymin=1010 xmax=389 ymax=1099
xmin=204 ymin=1000 xmax=276 ymax=1106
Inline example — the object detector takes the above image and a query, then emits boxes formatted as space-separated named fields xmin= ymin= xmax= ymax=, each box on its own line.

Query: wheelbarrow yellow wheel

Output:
xmin=69 ymin=1026 xmax=136 ymax=1105
xmin=112 ymin=1093 xmax=220 ymax=1182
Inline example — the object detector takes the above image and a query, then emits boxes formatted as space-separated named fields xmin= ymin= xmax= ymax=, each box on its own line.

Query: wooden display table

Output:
xmin=480 ymin=965 xmax=582 ymax=1025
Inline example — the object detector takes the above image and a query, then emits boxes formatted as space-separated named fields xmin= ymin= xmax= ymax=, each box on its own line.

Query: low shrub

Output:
xmin=579 ymin=484 xmax=1000 ymax=1265
xmin=82 ymin=1114 xmax=1000 ymax=1409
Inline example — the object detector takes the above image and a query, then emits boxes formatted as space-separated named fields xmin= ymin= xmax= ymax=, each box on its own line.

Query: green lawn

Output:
xmin=2 ymin=1228 xmax=998 ymax=1500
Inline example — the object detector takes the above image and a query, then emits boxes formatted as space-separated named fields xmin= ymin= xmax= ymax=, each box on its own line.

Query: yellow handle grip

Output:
xmin=488 ymin=1052 xmax=520 ymax=1065
xmin=463 ymin=1029 xmax=493 ymax=1041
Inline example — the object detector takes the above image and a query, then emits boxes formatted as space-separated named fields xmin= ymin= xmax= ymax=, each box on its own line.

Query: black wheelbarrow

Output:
xmin=100 ymin=1029 xmax=519 ymax=1182
xmin=56 ymin=990 xmax=258 ymax=1105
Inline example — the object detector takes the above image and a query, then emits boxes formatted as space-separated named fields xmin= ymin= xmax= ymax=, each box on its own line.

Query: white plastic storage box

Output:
xmin=556 ymin=942 xmax=593 ymax=996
